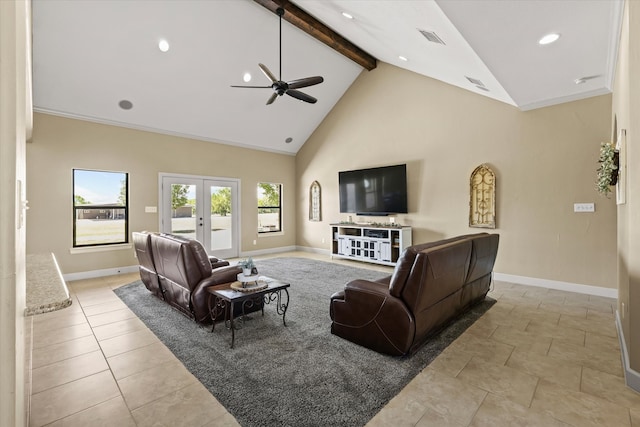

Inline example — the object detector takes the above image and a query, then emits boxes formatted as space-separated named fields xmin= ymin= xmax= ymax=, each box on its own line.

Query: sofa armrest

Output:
xmin=191 ymin=265 xmax=242 ymax=323
xmin=330 ymin=279 xmax=415 ymax=355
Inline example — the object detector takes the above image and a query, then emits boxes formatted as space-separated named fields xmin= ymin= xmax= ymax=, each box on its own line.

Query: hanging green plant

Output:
xmin=596 ymin=142 xmax=619 ymax=196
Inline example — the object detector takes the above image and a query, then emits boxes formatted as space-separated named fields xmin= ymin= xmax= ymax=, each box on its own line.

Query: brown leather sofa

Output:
xmin=329 ymin=233 xmax=499 ymax=356
xmin=133 ymin=231 xmax=242 ymax=323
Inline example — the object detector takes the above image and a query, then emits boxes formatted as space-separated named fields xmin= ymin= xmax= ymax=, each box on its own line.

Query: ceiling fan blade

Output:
xmin=286 ymin=89 xmax=317 ymax=104
xmin=230 ymin=85 xmax=272 ymax=89
xmin=258 ymin=63 xmax=277 ymax=83
xmin=266 ymin=92 xmax=278 ymax=105
xmin=287 ymin=76 xmax=324 ymax=90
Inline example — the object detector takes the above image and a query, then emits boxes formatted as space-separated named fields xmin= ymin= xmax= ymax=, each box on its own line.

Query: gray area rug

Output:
xmin=114 ymin=257 xmax=495 ymax=427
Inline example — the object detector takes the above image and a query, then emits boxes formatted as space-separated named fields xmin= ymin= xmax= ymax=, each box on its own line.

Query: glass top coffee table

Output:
xmin=207 ymin=276 xmax=290 ymax=348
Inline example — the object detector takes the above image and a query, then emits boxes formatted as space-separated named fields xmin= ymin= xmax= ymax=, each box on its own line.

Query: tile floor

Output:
xmin=29 ymin=252 xmax=639 ymax=426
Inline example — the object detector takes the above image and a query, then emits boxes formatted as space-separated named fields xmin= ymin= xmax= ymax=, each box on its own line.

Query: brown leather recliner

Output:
xmin=133 ymin=231 xmax=242 ymax=323
xmin=329 ymin=233 xmax=499 ymax=356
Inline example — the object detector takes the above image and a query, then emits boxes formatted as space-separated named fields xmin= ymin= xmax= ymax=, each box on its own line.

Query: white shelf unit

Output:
xmin=330 ymin=224 xmax=412 ymax=266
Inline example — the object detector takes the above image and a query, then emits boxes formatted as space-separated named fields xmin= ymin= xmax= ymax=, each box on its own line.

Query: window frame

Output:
xmin=72 ymin=168 xmax=129 ymax=248
xmin=257 ymin=182 xmax=282 ymax=234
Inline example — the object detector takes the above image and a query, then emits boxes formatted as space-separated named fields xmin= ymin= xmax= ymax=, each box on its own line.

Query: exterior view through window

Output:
xmin=258 ymin=183 xmax=282 ymax=233
xmin=73 ymin=169 xmax=128 ymax=247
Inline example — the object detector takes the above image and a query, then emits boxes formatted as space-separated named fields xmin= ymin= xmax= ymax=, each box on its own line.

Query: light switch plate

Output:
xmin=145 ymin=206 xmax=157 ymax=213
xmin=574 ymin=203 xmax=595 ymax=212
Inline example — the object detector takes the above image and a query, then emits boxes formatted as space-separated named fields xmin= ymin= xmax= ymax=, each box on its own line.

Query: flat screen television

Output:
xmin=339 ymin=164 xmax=408 ymax=215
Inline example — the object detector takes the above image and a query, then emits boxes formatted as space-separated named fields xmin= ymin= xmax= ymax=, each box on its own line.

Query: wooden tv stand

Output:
xmin=330 ymin=223 xmax=412 ymax=266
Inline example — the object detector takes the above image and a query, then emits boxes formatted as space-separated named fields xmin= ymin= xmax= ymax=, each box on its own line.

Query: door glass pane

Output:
xmin=170 ymin=184 xmax=196 ymax=239
xmin=210 ymin=185 xmax=232 ymax=251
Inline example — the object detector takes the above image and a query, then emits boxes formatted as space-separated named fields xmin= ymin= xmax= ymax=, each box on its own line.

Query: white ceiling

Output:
xmin=31 ymin=0 xmax=623 ymax=155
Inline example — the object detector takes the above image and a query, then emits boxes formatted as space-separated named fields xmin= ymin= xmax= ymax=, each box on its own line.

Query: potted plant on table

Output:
xmin=238 ymin=257 xmax=256 ymax=276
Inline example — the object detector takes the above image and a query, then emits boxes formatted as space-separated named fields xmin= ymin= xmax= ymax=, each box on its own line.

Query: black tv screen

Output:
xmin=339 ymin=164 xmax=408 ymax=215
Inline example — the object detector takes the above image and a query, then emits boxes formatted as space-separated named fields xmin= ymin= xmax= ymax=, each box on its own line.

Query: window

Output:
xmin=73 ymin=169 xmax=129 ymax=247
xmin=257 ymin=182 xmax=282 ymax=233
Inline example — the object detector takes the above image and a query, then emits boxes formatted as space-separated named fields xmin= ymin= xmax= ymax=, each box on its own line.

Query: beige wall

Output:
xmin=1 ymin=0 xmax=31 ymax=425
xmin=27 ymin=113 xmax=296 ymax=274
xmin=613 ymin=0 xmax=640 ymax=370
xmin=296 ymin=62 xmax=616 ymax=288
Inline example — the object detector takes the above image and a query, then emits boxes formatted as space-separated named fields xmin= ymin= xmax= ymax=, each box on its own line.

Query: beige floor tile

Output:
xmin=32 ymin=335 xmax=100 ymax=369
xmin=581 ymin=367 xmax=640 ymax=407
xmin=563 ymin=297 xmax=614 ymax=314
xmin=537 ymin=301 xmax=588 ymax=318
xmin=585 ymin=330 xmax=620 ymax=352
xmin=29 ymin=370 xmax=120 ymax=427
xmin=414 ymin=407 xmax=469 ymax=427
xmin=76 ymin=292 xmax=123 ymax=308
xmin=469 ymin=308 xmax=529 ymax=332
xmin=428 ymin=347 xmax=474 ymax=377
xmin=532 ymin=379 xmax=631 ymax=427
xmin=548 ymin=339 xmax=623 ymax=377
xmin=107 ymin=341 xmax=177 ymax=380
xmin=631 ymin=407 xmax=640 ymax=426
xmin=506 ymin=349 xmax=582 ymax=390
xmin=32 ymin=322 xmax=93 ymax=349
xmin=510 ymin=306 xmax=561 ymax=326
xmin=99 ymin=327 xmax=160 ymax=358
xmin=118 ymin=359 xmax=199 ymax=410
xmin=199 ymin=412 xmax=242 ymax=427
xmin=131 ymin=382 xmax=231 ymax=427
xmin=469 ymin=392 xmax=570 ymax=426
xmin=490 ymin=325 xmax=553 ymax=355
xmin=558 ymin=313 xmax=618 ymax=338
xmin=446 ymin=332 xmax=515 ymax=365
xmin=31 ymin=310 xmax=88 ymax=333
xmin=81 ymin=299 xmax=128 ymax=317
xmin=32 ymin=350 xmax=110 ymax=394
xmin=406 ymin=367 xmax=487 ymax=426
xmin=365 ymin=393 xmax=429 ymax=427
xmin=457 ymin=357 xmax=539 ymax=408
xmin=46 ymin=396 xmax=137 ymax=427
xmin=87 ymin=307 xmax=137 ymax=327
xmin=91 ymin=317 xmax=147 ymax=341
xmin=525 ymin=319 xmax=586 ymax=345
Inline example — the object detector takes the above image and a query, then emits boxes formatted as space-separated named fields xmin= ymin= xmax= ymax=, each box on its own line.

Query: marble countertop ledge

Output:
xmin=26 ymin=253 xmax=72 ymax=316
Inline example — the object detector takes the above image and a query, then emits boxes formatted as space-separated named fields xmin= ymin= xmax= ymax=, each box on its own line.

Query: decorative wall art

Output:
xmin=616 ymin=129 xmax=626 ymax=205
xmin=309 ymin=181 xmax=321 ymax=221
xmin=469 ymin=164 xmax=496 ymax=229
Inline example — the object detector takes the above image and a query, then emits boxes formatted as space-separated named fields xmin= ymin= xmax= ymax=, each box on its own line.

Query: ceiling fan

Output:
xmin=231 ymin=7 xmax=324 ymax=105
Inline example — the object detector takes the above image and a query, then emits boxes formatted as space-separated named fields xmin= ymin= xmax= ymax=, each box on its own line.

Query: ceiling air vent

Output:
xmin=465 ymin=76 xmax=485 ymax=87
xmin=418 ymin=29 xmax=446 ymax=45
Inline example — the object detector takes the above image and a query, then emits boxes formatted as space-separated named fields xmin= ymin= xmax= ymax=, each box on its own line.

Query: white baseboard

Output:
xmin=240 ymin=245 xmax=298 ymax=258
xmin=63 ymin=265 xmax=139 ymax=282
xmin=493 ymin=272 xmax=618 ymax=299
xmin=616 ymin=310 xmax=640 ymax=392
xmin=295 ymin=246 xmax=331 ymax=256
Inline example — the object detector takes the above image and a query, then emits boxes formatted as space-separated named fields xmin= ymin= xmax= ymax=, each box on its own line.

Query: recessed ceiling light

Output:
xmin=158 ymin=39 xmax=170 ymax=52
xmin=243 ymin=72 xmax=252 ymax=83
xmin=538 ymin=33 xmax=560 ymax=45
xmin=118 ymin=100 xmax=133 ymax=110
xmin=285 ymin=137 xmax=293 ymax=143
xmin=341 ymin=12 xmax=353 ymax=19
xmin=398 ymin=56 xmax=408 ymax=62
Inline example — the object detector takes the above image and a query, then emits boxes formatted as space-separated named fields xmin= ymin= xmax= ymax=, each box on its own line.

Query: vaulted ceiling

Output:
xmin=31 ymin=0 xmax=623 ymax=155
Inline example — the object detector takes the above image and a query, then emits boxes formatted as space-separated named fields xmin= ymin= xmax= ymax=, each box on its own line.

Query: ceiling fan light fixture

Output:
xmin=538 ymin=33 xmax=560 ymax=45
xmin=158 ymin=39 xmax=170 ymax=52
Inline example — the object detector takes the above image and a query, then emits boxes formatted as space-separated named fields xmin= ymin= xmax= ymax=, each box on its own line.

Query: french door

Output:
xmin=160 ymin=174 xmax=240 ymax=259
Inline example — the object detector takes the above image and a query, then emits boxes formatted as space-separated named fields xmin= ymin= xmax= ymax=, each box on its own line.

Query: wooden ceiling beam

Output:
xmin=253 ymin=0 xmax=377 ymax=71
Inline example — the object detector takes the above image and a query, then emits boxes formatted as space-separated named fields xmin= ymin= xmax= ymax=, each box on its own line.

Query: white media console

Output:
xmin=330 ymin=223 xmax=412 ymax=266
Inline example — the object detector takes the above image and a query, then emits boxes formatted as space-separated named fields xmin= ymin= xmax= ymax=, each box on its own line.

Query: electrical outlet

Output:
xmin=322 ymin=238 xmax=325 ymax=244
xmin=573 ymin=203 xmax=595 ymax=212
xmin=253 ymin=239 xmax=257 ymax=245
